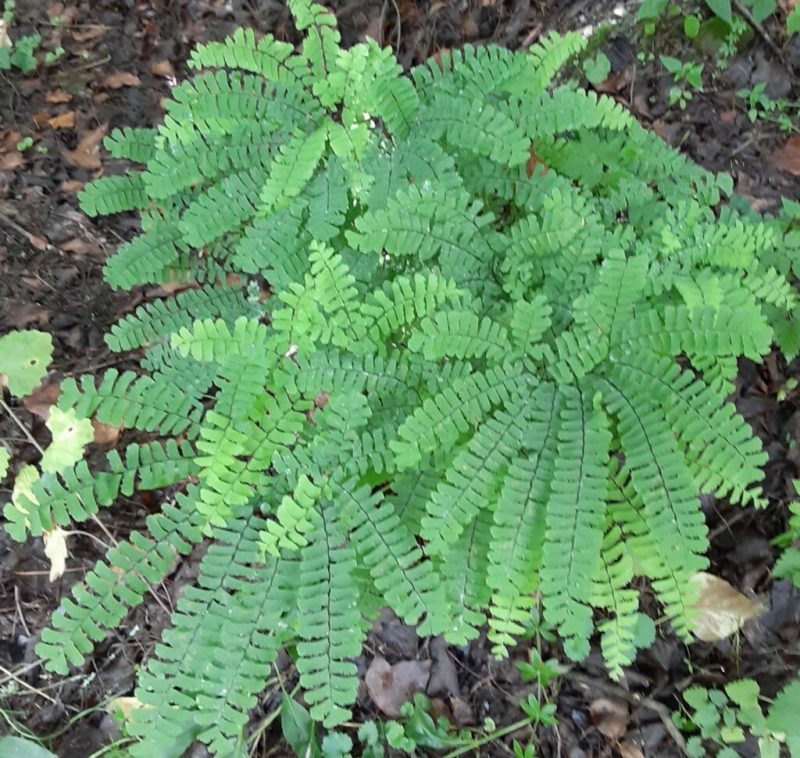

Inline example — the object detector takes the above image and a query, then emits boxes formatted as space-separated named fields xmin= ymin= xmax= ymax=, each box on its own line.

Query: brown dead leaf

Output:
xmin=589 ymin=697 xmax=629 ymax=740
xmin=0 ymin=152 xmax=25 ymax=170
xmin=23 ymin=380 xmax=60 ymax=420
xmin=618 ymin=740 xmax=645 ymax=758
xmin=770 ymin=136 xmax=800 ymax=176
xmin=48 ymin=111 xmax=76 ymax=129
xmin=365 ymin=656 xmax=431 ymax=718
xmin=690 ymin=572 xmax=764 ymax=641
xmin=44 ymin=88 xmax=72 ymax=104
xmin=104 ymin=71 xmax=141 ymax=89
xmin=92 ymin=419 xmax=121 ymax=447
xmin=60 ymin=180 xmax=84 ymax=193
xmin=32 ymin=111 xmax=51 ymax=129
xmin=71 ymin=26 xmax=105 ymax=43
xmin=29 ymin=235 xmax=49 ymax=251
xmin=5 ymin=301 xmax=50 ymax=330
xmin=526 ymin=147 xmax=549 ymax=178
xmin=150 ymin=59 xmax=175 ymax=79
xmin=61 ymin=123 xmax=107 ymax=169
xmin=61 ymin=237 xmax=100 ymax=255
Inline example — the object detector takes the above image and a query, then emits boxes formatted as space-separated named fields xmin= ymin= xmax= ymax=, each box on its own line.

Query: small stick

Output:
xmin=731 ymin=0 xmax=786 ymax=67
xmin=0 ymin=662 xmax=58 ymax=704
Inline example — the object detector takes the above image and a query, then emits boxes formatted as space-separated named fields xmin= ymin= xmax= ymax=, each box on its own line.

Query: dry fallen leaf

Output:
xmin=104 ymin=71 xmax=141 ymax=89
xmin=44 ymin=528 xmax=69 ymax=582
xmin=92 ymin=419 xmax=121 ymax=447
xmin=60 ymin=179 xmax=84 ymax=193
xmin=365 ymin=656 xmax=431 ymax=718
xmin=690 ymin=572 xmax=764 ymax=642
xmin=0 ymin=152 xmax=25 ymax=170
xmin=44 ymin=88 xmax=72 ymax=104
xmin=71 ymin=25 xmax=105 ymax=43
xmin=770 ymin=136 xmax=800 ymax=176
xmin=618 ymin=740 xmax=645 ymax=758
xmin=589 ymin=697 xmax=629 ymax=740
xmin=62 ymin=123 xmax=107 ymax=169
xmin=23 ymin=380 xmax=60 ymax=420
xmin=150 ymin=59 xmax=175 ymax=79
xmin=48 ymin=111 xmax=76 ymax=129
xmin=61 ymin=236 xmax=100 ymax=255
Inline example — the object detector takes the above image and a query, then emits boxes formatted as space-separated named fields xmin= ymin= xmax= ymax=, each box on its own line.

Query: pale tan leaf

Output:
xmin=690 ymin=572 xmax=764 ymax=641
xmin=104 ymin=71 xmax=141 ymax=89
xmin=589 ymin=697 xmax=629 ymax=740
xmin=61 ymin=123 xmax=107 ymax=169
xmin=48 ymin=111 xmax=76 ymax=129
xmin=44 ymin=528 xmax=68 ymax=582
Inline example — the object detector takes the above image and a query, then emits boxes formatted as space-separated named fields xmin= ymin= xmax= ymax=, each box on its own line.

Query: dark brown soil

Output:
xmin=1 ymin=1 xmax=799 ymax=756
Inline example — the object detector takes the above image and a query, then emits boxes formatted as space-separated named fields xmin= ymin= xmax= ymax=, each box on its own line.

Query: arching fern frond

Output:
xmin=36 ymin=490 xmax=203 ymax=675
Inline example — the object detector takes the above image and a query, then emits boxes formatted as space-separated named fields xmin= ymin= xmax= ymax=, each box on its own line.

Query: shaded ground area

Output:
xmin=1 ymin=0 xmax=799 ymax=755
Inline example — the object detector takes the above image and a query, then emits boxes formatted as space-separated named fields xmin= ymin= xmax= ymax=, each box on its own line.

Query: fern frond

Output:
xmin=80 ymin=174 xmax=149 ymax=217
xmin=331 ymin=477 xmax=447 ymax=635
xmin=306 ymin=157 xmax=348 ymax=240
xmin=609 ymin=354 xmax=767 ymax=506
xmin=524 ymin=31 xmax=587 ymax=94
xmin=592 ymin=524 xmax=642 ymax=680
xmin=540 ymin=386 xmax=611 ymax=661
xmin=259 ymin=125 xmax=329 ymax=213
xmin=103 ymin=126 xmax=156 ymax=163
xmin=37 ymin=490 xmax=203 ymax=674
xmin=103 ymin=215 xmax=186 ymax=290
xmin=129 ymin=509 xmax=296 ymax=755
xmin=487 ymin=384 xmax=560 ymax=655
xmin=296 ymin=505 xmax=363 ymax=727
xmin=8 ymin=441 xmax=198 ymax=538
xmin=59 ymin=369 xmax=202 ymax=436
xmin=187 ymin=27 xmax=304 ymax=84
xmin=602 ymin=376 xmax=708 ymax=638
xmin=420 ymin=396 xmax=529 ymax=554
xmin=419 ymin=94 xmax=530 ymax=166
xmin=105 ymin=284 xmax=253 ymax=353
xmin=390 ymin=364 xmax=524 ymax=470
xmin=408 ymin=310 xmax=510 ymax=362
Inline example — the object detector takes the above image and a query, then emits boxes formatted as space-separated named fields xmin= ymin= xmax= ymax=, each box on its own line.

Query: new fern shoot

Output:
xmin=5 ymin=0 xmax=799 ymax=751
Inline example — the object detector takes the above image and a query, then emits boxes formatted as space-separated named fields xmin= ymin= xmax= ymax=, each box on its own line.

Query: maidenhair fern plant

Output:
xmin=4 ymin=0 xmax=799 ymax=751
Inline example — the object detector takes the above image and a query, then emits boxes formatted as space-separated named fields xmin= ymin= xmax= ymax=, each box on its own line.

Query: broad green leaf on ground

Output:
xmin=40 ymin=406 xmax=93 ymax=473
xmin=0 ymin=445 xmax=9 ymax=480
xmin=0 ymin=736 xmax=57 ymax=758
xmin=789 ymin=8 xmax=800 ymax=35
xmin=706 ymin=0 xmax=733 ymax=25
xmin=6 ymin=464 xmax=40 ymax=541
xmin=0 ymin=330 xmax=53 ymax=397
xmin=690 ymin=572 xmax=764 ymax=641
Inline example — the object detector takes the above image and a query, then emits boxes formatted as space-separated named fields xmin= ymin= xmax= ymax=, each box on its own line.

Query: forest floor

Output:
xmin=1 ymin=0 xmax=800 ymax=756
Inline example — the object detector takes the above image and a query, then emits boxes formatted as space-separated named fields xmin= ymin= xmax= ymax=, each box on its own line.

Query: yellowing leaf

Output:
xmin=40 ymin=407 xmax=93 ymax=473
xmin=8 ymin=464 xmax=41 ymax=539
xmin=106 ymin=696 xmax=149 ymax=722
xmin=43 ymin=528 xmax=68 ymax=582
xmin=690 ymin=572 xmax=763 ymax=641
xmin=0 ymin=330 xmax=53 ymax=397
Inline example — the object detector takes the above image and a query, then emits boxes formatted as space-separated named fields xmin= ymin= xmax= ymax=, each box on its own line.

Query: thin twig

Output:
xmin=730 ymin=0 xmax=786 ymax=66
xmin=0 ymin=662 xmax=58 ymax=704
xmin=565 ymin=669 xmax=687 ymax=752
xmin=0 ymin=396 xmax=46 ymax=456
xmin=0 ymin=209 xmax=55 ymax=254
xmin=14 ymin=585 xmax=32 ymax=638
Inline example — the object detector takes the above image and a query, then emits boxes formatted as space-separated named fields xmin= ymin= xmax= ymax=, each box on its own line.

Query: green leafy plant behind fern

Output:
xmin=5 ymin=0 xmax=798 ymax=751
